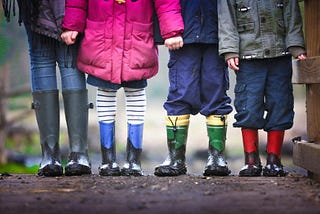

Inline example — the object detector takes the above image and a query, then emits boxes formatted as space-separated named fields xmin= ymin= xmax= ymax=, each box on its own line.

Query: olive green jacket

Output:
xmin=218 ymin=0 xmax=306 ymax=60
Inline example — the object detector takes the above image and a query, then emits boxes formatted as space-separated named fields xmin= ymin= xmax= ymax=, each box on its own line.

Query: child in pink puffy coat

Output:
xmin=61 ymin=0 xmax=184 ymax=176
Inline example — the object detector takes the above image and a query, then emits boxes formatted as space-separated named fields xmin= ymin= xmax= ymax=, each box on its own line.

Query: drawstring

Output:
xmin=168 ymin=117 xmax=178 ymax=141
xmin=2 ymin=0 xmax=16 ymax=22
xmin=168 ymin=117 xmax=178 ymax=132
xmin=3 ymin=0 xmax=39 ymax=25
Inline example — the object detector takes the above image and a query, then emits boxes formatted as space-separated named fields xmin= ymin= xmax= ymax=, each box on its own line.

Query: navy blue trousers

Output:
xmin=164 ymin=44 xmax=232 ymax=116
xmin=233 ymin=56 xmax=294 ymax=131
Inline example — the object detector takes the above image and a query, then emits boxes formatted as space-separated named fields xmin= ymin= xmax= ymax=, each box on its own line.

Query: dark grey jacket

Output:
xmin=218 ymin=0 xmax=306 ymax=60
xmin=3 ymin=0 xmax=64 ymax=41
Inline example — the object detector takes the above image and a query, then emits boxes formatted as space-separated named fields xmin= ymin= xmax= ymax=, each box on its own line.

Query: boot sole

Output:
xmin=65 ymin=164 xmax=91 ymax=176
xmin=203 ymin=168 xmax=231 ymax=176
xmin=121 ymin=168 xmax=144 ymax=176
xmin=154 ymin=165 xmax=187 ymax=177
xmin=99 ymin=167 xmax=121 ymax=176
xmin=38 ymin=165 xmax=63 ymax=177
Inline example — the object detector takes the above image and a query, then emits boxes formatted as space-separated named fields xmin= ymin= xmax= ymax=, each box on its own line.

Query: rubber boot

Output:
xmin=154 ymin=115 xmax=189 ymax=176
xmin=32 ymin=90 xmax=63 ymax=177
xmin=121 ymin=123 xmax=144 ymax=176
xmin=99 ymin=121 xmax=121 ymax=176
xmin=203 ymin=115 xmax=231 ymax=176
xmin=239 ymin=129 xmax=262 ymax=177
xmin=63 ymin=89 xmax=92 ymax=176
xmin=263 ymin=130 xmax=288 ymax=177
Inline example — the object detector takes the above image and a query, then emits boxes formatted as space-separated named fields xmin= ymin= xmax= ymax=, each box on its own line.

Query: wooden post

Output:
xmin=292 ymin=0 xmax=320 ymax=180
xmin=304 ymin=0 xmax=320 ymax=142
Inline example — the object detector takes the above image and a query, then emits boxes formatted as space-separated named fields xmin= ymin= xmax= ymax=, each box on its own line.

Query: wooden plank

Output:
xmin=304 ymin=0 xmax=320 ymax=144
xmin=292 ymin=56 xmax=320 ymax=84
xmin=304 ymin=1 xmax=320 ymax=57
xmin=293 ymin=140 xmax=320 ymax=174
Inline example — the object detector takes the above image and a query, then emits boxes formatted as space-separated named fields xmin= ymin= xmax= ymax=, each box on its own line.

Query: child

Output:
xmin=218 ymin=0 xmax=307 ymax=176
xmin=2 ymin=0 xmax=91 ymax=176
xmin=154 ymin=0 xmax=233 ymax=177
xmin=61 ymin=0 xmax=184 ymax=176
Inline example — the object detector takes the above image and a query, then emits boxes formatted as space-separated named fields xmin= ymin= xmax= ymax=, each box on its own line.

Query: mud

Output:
xmin=0 ymin=173 xmax=320 ymax=214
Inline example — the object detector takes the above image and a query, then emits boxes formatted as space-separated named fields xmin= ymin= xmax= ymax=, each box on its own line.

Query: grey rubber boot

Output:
xmin=63 ymin=89 xmax=92 ymax=176
xmin=32 ymin=90 xmax=63 ymax=177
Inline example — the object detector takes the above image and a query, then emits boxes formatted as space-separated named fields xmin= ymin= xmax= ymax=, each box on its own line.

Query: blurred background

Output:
xmin=0 ymin=3 xmax=308 ymax=176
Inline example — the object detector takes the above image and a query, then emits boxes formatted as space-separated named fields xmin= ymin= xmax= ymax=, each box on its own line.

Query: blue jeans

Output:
xmin=24 ymin=24 xmax=86 ymax=92
xmin=233 ymin=56 xmax=294 ymax=131
xmin=164 ymin=44 xmax=232 ymax=116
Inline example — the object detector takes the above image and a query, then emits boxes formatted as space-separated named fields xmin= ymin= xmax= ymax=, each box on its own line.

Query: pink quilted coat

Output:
xmin=62 ymin=0 xmax=184 ymax=84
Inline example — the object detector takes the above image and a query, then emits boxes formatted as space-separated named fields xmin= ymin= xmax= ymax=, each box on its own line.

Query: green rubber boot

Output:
xmin=203 ymin=115 xmax=231 ymax=176
xmin=154 ymin=115 xmax=189 ymax=176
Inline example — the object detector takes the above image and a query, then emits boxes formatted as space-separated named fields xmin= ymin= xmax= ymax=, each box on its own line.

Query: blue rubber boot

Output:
xmin=99 ymin=121 xmax=121 ymax=176
xmin=121 ymin=123 xmax=144 ymax=176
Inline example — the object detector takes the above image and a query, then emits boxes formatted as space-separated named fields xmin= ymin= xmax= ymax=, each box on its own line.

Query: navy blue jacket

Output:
xmin=154 ymin=0 xmax=218 ymax=45
xmin=181 ymin=0 xmax=218 ymax=44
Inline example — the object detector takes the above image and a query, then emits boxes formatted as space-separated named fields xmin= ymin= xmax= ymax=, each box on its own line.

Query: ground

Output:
xmin=2 ymin=50 xmax=317 ymax=213
xmin=2 ymin=91 xmax=318 ymax=213
xmin=1 ymin=173 xmax=320 ymax=214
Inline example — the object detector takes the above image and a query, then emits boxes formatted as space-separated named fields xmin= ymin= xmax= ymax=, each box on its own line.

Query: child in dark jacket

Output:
xmin=154 ymin=0 xmax=233 ymax=177
xmin=2 ymin=0 xmax=91 ymax=176
xmin=218 ymin=0 xmax=307 ymax=177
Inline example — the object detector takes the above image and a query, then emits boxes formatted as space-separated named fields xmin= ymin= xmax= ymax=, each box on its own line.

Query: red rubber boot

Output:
xmin=239 ymin=129 xmax=262 ymax=177
xmin=263 ymin=130 xmax=288 ymax=177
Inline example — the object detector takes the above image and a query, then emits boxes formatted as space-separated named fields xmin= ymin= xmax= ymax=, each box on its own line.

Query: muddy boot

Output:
xmin=203 ymin=115 xmax=230 ymax=176
xmin=63 ymin=90 xmax=92 ymax=176
xmin=99 ymin=121 xmax=121 ymax=176
xmin=239 ymin=129 xmax=262 ymax=177
xmin=154 ymin=115 xmax=189 ymax=176
xmin=263 ymin=130 xmax=288 ymax=177
xmin=263 ymin=153 xmax=287 ymax=176
xmin=121 ymin=123 xmax=144 ymax=176
xmin=32 ymin=90 xmax=63 ymax=177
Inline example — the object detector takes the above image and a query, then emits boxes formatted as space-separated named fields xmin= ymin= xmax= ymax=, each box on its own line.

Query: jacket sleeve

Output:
xmin=62 ymin=0 xmax=88 ymax=33
xmin=284 ymin=0 xmax=306 ymax=50
xmin=154 ymin=0 xmax=184 ymax=39
xmin=218 ymin=0 xmax=239 ymax=57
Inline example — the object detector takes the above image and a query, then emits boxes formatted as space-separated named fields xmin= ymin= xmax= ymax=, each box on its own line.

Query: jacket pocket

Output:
xmin=129 ymin=22 xmax=157 ymax=69
xmin=235 ymin=0 xmax=253 ymax=23
xmin=237 ymin=22 xmax=254 ymax=32
xmin=78 ymin=19 xmax=112 ymax=69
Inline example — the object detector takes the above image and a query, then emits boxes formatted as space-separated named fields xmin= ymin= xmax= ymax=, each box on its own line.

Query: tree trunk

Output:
xmin=0 ymin=64 xmax=9 ymax=164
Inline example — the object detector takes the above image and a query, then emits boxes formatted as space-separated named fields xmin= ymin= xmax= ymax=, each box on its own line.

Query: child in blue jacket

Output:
xmin=154 ymin=0 xmax=233 ymax=176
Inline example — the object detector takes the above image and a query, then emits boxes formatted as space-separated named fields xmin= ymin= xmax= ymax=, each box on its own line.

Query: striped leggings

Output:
xmin=96 ymin=87 xmax=146 ymax=125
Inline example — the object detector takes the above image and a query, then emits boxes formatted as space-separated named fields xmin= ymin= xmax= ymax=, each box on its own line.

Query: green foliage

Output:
xmin=0 ymin=163 xmax=38 ymax=174
xmin=0 ymin=22 xmax=12 ymax=64
xmin=8 ymin=93 xmax=31 ymax=110
xmin=5 ymin=133 xmax=41 ymax=156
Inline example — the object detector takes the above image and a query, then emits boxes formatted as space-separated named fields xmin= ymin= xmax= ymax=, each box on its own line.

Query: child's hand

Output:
xmin=164 ymin=36 xmax=183 ymax=50
xmin=297 ymin=54 xmax=307 ymax=60
xmin=227 ymin=57 xmax=240 ymax=71
xmin=61 ymin=30 xmax=79 ymax=45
